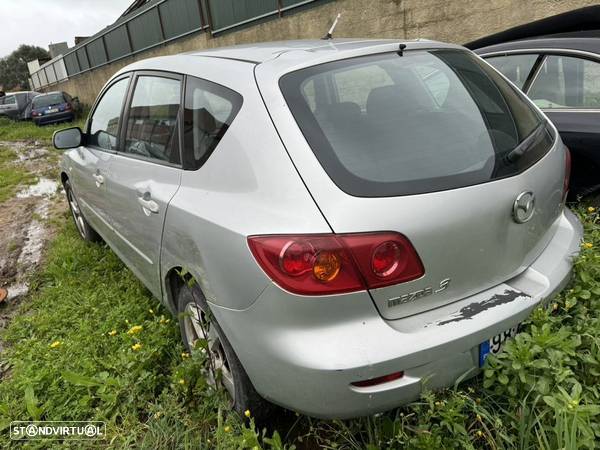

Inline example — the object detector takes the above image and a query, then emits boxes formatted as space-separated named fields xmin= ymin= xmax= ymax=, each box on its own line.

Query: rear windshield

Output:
xmin=32 ymin=93 xmax=65 ymax=109
xmin=280 ymin=49 xmax=553 ymax=197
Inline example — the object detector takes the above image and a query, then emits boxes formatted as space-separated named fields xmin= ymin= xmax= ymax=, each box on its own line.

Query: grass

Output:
xmin=0 ymin=207 xmax=598 ymax=449
xmin=0 ymin=146 xmax=37 ymax=203
xmin=0 ymin=116 xmax=86 ymax=145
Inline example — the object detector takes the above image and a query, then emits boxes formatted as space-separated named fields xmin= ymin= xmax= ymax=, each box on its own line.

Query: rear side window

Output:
xmin=4 ymin=96 xmax=16 ymax=105
xmin=123 ymin=75 xmax=182 ymax=164
xmin=182 ymin=76 xmax=242 ymax=170
xmin=485 ymin=54 xmax=539 ymax=89
xmin=527 ymin=55 xmax=600 ymax=109
xmin=280 ymin=49 xmax=552 ymax=197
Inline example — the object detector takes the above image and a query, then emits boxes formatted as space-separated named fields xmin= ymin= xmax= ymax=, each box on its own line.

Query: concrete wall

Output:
xmin=52 ymin=0 xmax=599 ymax=105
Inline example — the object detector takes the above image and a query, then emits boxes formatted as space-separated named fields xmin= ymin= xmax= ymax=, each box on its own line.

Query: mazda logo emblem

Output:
xmin=513 ymin=191 xmax=536 ymax=224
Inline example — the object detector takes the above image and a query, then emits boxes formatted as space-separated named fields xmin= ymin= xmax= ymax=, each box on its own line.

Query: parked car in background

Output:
xmin=0 ymin=91 xmax=40 ymax=120
xmin=474 ymin=36 xmax=600 ymax=198
xmin=32 ymin=91 xmax=80 ymax=126
xmin=53 ymin=39 xmax=581 ymax=419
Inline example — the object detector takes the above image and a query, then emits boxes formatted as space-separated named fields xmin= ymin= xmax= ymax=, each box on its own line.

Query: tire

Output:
xmin=64 ymin=179 xmax=102 ymax=243
xmin=177 ymin=282 xmax=272 ymax=420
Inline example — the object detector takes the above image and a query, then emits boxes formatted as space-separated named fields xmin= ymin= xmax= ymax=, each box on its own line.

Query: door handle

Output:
xmin=137 ymin=196 xmax=159 ymax=215
xmin=92 ymin=173 xmax=104 ymax=187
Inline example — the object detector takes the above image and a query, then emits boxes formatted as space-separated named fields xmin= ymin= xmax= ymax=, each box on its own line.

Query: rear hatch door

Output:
xmin=258 ymin=44 xmax=567 ymax=320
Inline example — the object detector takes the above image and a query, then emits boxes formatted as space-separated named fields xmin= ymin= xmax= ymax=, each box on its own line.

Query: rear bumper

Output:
xmin=211 ymin=208 xmax=582 ymax=418
xmin=34 ymin=112 xmax=73 ymax=125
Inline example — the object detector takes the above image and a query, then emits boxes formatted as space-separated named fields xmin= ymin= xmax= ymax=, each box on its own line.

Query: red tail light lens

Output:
xmin=248 ymin=232 xmax=424 ymax=295
xmin=563 ymin=146 xmax=571 ymax=202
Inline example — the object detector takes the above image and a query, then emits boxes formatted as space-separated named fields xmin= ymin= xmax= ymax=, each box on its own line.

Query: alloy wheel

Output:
xmin=182 ymin=301 xmax=236 ymax=402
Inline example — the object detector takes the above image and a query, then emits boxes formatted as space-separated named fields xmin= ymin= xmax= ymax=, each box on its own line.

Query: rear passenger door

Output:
xmin=107 ymin=72 xmax=183 ymax=297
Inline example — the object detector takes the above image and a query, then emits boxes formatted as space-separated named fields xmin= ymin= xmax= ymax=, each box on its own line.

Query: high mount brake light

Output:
xmin=248 ymin=232 xmax=424 ymax=295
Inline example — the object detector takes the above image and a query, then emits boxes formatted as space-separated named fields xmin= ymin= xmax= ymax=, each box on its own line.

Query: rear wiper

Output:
xmin=504 ymin=122 xmax=547 ymax=164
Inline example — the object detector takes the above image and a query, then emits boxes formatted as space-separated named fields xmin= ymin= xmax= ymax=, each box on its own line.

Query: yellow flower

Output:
xmin=127 ymin=325 xmax=143 ymax=335
xmin=181 ymin=352 xmax=190 ymax=359
xmin=476 ymin=414 xmax=482 ymax=422
xmin=149 ymin=309 xmax=154 ymax=314
xmin=108 ymin=330 xmax=117 ymax=336
xmin=179 ymin=378 xmax=185 ymax=385
xmin=224 ymin=425 xmax=231 ymax=433
xmin=244 ymin=409 xmax=251 ymax=418
xmin=584 ymin=242 xmax=593 ymax=249
xmin=552 ymin=303 xmax=559 ymax=311
xmin=588 ymin=207 xmax=596 ymax=213
xmin=131 ymin=343 xmax=142 ymax=351
xmin=49 ymin=341 xmax=62 ymax=348
xmin=476 ymin=430 xmax=483 ymax=437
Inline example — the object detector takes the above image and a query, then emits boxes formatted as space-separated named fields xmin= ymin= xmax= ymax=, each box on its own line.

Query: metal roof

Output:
xmin=185 ymin=38 xmax=433 ymax=64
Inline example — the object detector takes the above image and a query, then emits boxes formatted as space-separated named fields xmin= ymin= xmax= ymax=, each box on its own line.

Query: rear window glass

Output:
xmin=280 ymin=49 xmax=553 ymax=197
xmin=32 ymin=93 xmax=65 ymax=109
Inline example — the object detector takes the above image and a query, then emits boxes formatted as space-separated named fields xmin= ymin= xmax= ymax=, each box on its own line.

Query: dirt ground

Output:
xmin=0 ymin=141 xmax=66 ymax=373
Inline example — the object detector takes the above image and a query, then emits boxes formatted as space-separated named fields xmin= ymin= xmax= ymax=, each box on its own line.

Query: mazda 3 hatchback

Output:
xmin=53 ymin=39 xmax=582 ymax=419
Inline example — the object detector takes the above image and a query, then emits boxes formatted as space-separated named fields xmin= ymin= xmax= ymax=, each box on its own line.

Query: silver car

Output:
xmin=0 ymin=91 xmax=40 ymax=120
xmin=53 ymin=39 xmax=582 ymax=419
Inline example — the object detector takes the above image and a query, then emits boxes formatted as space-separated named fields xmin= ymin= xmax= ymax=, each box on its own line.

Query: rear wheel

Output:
xmin=177 ymin=282 xmax=272 ymax=420
xmin=64 ymin=179 xmax=101 ymax=243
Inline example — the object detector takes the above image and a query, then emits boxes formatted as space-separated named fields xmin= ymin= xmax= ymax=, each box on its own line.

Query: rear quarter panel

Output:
xmin=159 ymin=57 xmax=331 ymax=311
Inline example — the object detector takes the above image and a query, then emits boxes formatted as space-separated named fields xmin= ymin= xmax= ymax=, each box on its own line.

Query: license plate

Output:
xmin=46 ymin=108 xmax=58 ymax=114
xmin=479 ymin=324 xmax=520 ymax=367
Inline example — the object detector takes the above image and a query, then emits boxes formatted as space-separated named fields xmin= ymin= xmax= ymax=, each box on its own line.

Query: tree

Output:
xmin=0 ymin=45 xmax=50 ymax=91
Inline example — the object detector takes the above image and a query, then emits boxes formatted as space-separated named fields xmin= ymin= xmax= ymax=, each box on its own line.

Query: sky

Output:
xmin=0 ymin=0 xmax=133 ymax=58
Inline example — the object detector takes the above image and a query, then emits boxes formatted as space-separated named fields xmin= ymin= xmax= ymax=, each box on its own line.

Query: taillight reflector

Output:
xmin=351 ymin=371 xmax=404 ymax=388
xmin=248 ymin=232 xmax=424 ymax=295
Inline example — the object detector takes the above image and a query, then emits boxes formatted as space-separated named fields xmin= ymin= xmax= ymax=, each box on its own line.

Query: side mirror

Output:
xmin=53 ymin=127 xmax=83 ymax=150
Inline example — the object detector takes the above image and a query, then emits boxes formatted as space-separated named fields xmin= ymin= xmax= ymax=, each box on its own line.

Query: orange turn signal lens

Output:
xmin=312 ymin=251 xmax=341 ymax=282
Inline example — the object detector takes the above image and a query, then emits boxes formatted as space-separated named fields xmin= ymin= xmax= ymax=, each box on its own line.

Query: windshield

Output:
xmin=32 ymin=93 xmax=65 ymax=109
xmin=280 ymin=49 xmax=553 ymax=197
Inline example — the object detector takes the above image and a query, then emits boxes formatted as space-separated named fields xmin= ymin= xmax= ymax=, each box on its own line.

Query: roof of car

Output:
xmin=184 ymin=38 xmax=439 ymax=64
xmin=466 ymin=5 xmax=600 ymax=50
xmin=112 ymin=38 xmax=463 ymax=94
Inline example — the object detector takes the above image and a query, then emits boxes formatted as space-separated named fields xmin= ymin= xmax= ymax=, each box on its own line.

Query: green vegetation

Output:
xmin=0 ymin=208 xmax=598 ymax=449
xmin=0 ymin=146 xmax=36 ymax=202
xmin=0 ymin=116 xmax=86 ymax=145
xmin=0 ymin=45 xmax=49 ymax=91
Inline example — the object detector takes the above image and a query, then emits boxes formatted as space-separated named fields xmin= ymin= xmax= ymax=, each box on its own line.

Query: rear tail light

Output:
xmin=563 ymin=146 xmax=571 ymax=202
xmin=248 ymin=232 xmax=424 ymax=295
xmin=64 ymin=103 xmax=72 ymax=111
